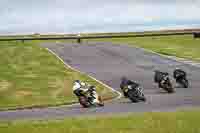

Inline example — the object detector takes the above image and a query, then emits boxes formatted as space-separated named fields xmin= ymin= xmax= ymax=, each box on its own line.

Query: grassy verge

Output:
xmin=0 ymin=109 xmax=200 ymax=133
xmin=0 ymin=41 xmax=117 ymax=110
xmin=86 ymin=35 xmax=200 ymax=61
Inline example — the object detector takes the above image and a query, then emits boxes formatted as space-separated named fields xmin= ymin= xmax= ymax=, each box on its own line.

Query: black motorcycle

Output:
xmin=122 ymin=85 xmax=146 ymax=103
xmin=173 ymin=69 xmax=189 ymax=88
xmin=154 ymin=70 xmax=174 ymax=93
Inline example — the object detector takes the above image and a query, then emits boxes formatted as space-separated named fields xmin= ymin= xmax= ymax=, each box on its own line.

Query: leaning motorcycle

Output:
xmin=159 ymin=76 xmax=174 ymax=93
xmin=78 ymin=88 xmax=104 ymax=108
xmin=123 ymin=85 xmax=146 ymax=103
xmin=173 ymin=69 xmax=189 ymax=88
xmin=154 ymin=70 xmax=174 ymax=93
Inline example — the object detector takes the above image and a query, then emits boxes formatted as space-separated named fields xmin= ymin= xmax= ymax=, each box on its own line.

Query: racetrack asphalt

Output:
xmin=0 ymin=42 xmax=200 ymax=121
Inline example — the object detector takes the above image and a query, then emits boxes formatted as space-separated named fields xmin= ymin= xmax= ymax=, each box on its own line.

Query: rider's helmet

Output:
xmin=121 ymin=76 xmax=128 ymax=83
xmin=80 ymin=81 xmax=89 ymax=91
xmin=120 ymin=76 xmax=129 ymax=89
xmin=80 ymin=82 xmax=86 ymax=86
xmin=73 ymin=80 xmax=82 ymax=92
xmin=73 ymin=80 xmax=81 ymax=86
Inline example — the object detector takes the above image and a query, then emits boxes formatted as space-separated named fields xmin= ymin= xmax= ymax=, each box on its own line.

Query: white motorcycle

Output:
xmin=78 ymin=86 xmax=104 ymax=108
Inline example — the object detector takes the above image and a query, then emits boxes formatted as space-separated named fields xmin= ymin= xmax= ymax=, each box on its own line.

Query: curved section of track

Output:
xmin=0 ymin=42 xmax=200 ymax=121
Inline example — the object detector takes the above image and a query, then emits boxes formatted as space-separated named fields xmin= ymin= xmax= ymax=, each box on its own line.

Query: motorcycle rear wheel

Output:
xmin=159 ymin=82 xmax=174 ymax=93
xmin=164 ymin=85 xmax=175 ymax=93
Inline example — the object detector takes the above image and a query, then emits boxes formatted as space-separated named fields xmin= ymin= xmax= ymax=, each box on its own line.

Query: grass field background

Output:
xmin=0 ymin=33 xmax=200 ymax=132
xmin=0 ymin=41 xmax=117 ymax=110
xmin=0 ymin=34 xmax=200 ymax=110
xmin=0 ymin=109 xmax=199 ymax=133
xmin=87 ymin=34 xmax=200 ymax=61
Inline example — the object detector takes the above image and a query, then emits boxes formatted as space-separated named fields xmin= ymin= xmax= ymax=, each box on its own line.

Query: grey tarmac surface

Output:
xmin=0 ymin=42 xmax=200 ymax=121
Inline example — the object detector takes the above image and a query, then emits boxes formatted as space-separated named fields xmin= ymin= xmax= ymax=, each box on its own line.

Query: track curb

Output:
xmin=46 ymin=48 xmax=122 ymax=103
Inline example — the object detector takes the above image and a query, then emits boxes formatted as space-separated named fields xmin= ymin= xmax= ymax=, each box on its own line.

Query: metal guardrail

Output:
xmin=0 ymin=32 xmax=195 ymax=42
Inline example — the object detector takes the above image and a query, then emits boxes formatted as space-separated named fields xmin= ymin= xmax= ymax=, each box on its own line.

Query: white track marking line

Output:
xmin=45 ymin=48 xmax=122 ymax=106
xmin=132 ymin=45 xmax=200 ymax=68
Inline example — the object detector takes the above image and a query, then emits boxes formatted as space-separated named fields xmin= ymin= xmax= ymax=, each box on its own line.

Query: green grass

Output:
xmin=86 ymin=35 xmax=200 ymax=61
xmin=2 ymin=33 xmax=200 ymax=61
xmin=0 ymin=41 xmax=117 ymax=110
xmin=1 ymin=33 xmax=199 ymax=109
xmin=0 ymin=109 xmax=200 ymax=133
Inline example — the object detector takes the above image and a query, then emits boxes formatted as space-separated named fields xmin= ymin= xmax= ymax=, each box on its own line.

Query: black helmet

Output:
xmin=121 ymin=76 xmax=128 ymax=85
xmin=121 ymin=76 xmax=127 ymax=81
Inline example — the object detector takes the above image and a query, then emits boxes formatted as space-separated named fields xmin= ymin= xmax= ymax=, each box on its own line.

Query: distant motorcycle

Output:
xmin=173 ymin=69 xmax=189 ymax=88
xmin=122 ymin=85 xmax=146 ymax=103
xmin=154 ymin=70 xmax=174 ymax=93
xmin=78 ymin=86 xmax=104 ymax=108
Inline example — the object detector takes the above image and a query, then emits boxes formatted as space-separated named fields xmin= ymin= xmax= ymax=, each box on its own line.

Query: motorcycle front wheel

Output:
xmin=138 ymin=95 xmax=146 ymax=102
xmin=164 ymin=85 xmax=175 ymax=93
xmin=127 ymin=90 xmax=141 ymax=103
xmin=160 ymin=81 xmax=174 ymax=93
xmin=79 ymin=96 xmax=91 ymax=108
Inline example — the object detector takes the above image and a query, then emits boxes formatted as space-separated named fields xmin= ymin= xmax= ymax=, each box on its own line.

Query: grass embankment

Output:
xmin=0 ymin=41 xmax=117 ymax=110
xmin=88 ymin=35 xmax=200 ymax=61
xmin=0 ymin=109 xmax=200 ymax=133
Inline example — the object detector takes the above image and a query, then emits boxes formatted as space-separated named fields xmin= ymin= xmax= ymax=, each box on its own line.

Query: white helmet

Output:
xmin=80 ymin=82 xmax=86 ymax=86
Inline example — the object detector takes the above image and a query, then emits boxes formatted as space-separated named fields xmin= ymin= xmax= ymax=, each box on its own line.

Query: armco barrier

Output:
xmin=0 ymin=32 xmax=195 ymax=43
